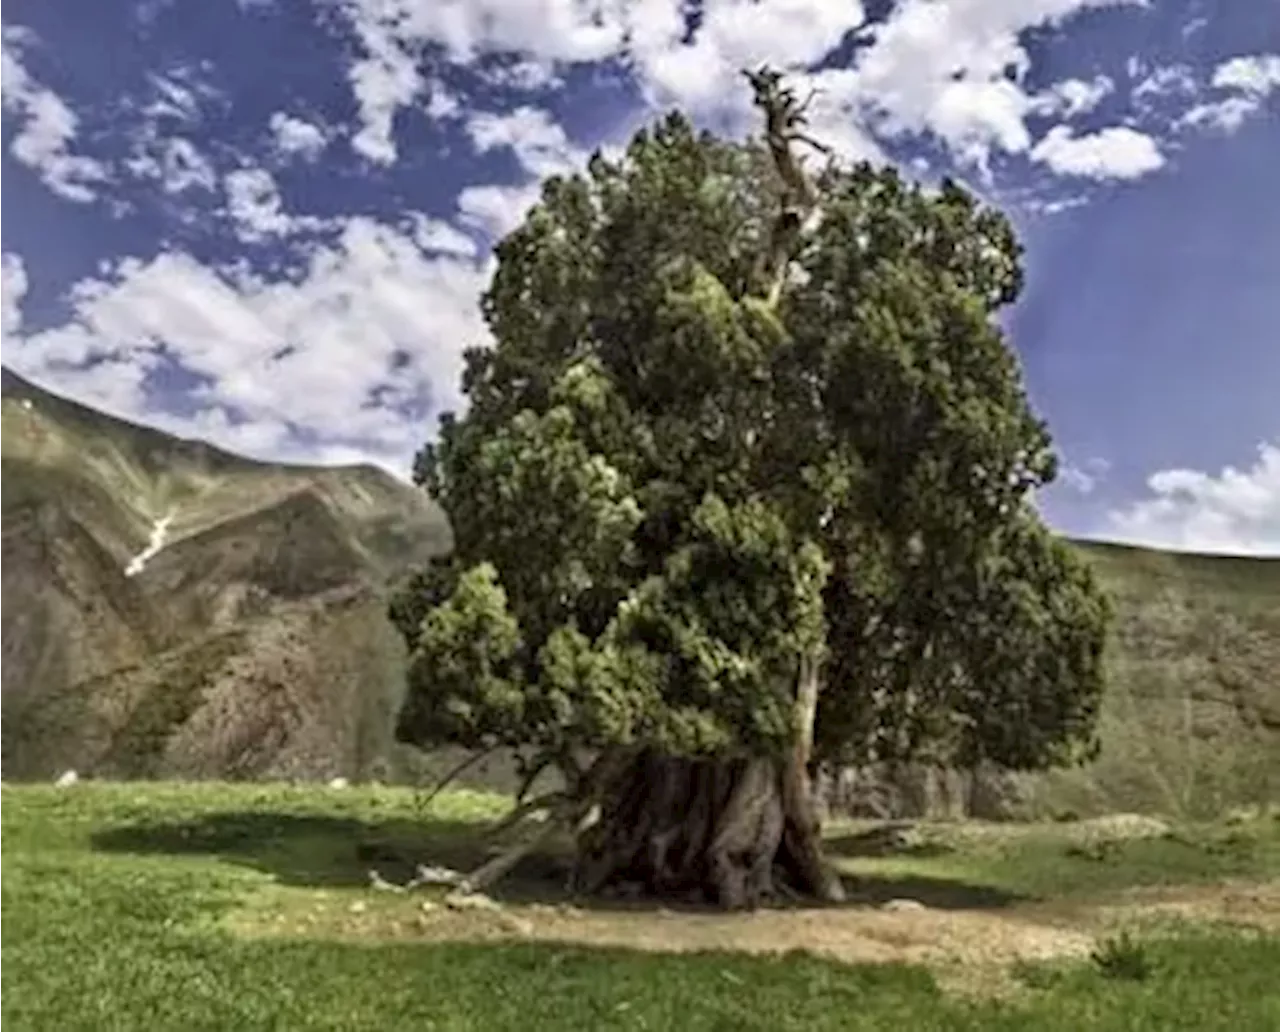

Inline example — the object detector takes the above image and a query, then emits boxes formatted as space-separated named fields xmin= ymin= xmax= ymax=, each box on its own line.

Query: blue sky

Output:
xmin=2 ymin=0 xmax=1277 ymax=555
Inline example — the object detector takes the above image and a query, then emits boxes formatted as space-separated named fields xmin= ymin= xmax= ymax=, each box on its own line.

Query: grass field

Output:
xmin=3 ymin=782 xmax=1279 ymax=1031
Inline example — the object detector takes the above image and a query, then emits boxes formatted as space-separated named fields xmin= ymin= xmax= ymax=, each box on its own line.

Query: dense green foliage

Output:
xmin=394 ymin=96 xmax=1109 ymax=780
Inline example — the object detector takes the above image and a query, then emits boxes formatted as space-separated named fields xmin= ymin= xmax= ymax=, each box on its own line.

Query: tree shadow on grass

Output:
xmin=92 ymin=811 xmax=1024 ymax=913
xmin=837 ymin=875 xmax=1018 ymax=910
xmin=823 ymin=823 xmax=1026 ymax=909
xmin=92 ymin=811 xmax=504 ymax=890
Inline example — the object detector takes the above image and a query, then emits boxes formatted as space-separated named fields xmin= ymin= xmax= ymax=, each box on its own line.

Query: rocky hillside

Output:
xmin=1 ymin=368 xmax=451 ymax=781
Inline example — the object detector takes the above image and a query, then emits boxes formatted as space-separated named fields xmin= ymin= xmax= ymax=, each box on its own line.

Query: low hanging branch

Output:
xmin=414 ymin=746 xmax=500 ymax=814
xmin=458 ymin=796 xmax=579 ymax=895
xmin=483 ymin=790 xmax=569 ymax=842
xmin=513 ymin=746 xmax=579 ymax=806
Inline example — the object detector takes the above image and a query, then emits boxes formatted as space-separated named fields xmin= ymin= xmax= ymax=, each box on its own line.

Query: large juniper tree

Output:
xmin=391 ymin=69 xmax=1110 ymax=908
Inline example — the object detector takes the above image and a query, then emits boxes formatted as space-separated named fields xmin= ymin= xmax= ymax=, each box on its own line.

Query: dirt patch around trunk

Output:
xmin=225 ymin=876 xmax=1280 ymax=998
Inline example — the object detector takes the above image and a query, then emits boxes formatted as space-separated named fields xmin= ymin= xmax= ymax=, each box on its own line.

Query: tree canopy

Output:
xmin=390 ymin=70 xmax=1110 ymax=904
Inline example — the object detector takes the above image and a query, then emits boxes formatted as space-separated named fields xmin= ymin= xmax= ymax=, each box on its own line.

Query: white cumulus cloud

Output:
xmin=1132 ymin=63 xmax=1197 ymax=105
xmin=223 ymin=167 xmax=330 ymax=242
xmin=1179 ymin=53 xmax=1280 ymax=135
xmin=3 ymin=253 xmax=29 ymax=337
xmin=323 ymin=0 xmax=1150 ymax=178
xmin=125 ymin=135 xmax=218 ymax=194
xmin=1212 ymin=54 xmax=1280 ymax=96
xmin=1105 ymin=443 xmax=1280 ymax=557
xmin=4 ymin=218 xmax=492 ymax=474
xmin=453 ymin=104 xmax=597 ymax=243
xmin=1033 ymin=75 xmax=1114 ymax=118
xmin=1030 ymin=124 xmax=1164 ymax=180
xmin=456 ymin=181 xmax=544 ymax=242
xmin=1058 ymin=456 xmax=1111 ymax=496
xmin=345 ymin=11 xmax=426 ymax=165
xmin=1 ymin=32 xmax=111 ymax=202
xmin=269 ymin=112 xmax=329 ymax=160
xmin=1179 ymin=95 xmax=1261 ymax=134
xmin=466 ymin=105 xmax=585 ymax=178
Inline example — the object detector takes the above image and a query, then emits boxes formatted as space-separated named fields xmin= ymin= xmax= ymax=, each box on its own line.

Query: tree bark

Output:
xmin=569 ymin=743 xmax=844 ymax=909
xmin=778 ymin=655 xmax=846 ymax=902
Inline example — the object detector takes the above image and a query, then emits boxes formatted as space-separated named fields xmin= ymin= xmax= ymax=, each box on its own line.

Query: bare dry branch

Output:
xmin=415 ymin=746 xmax=499 ymax=814
xmin=743 ymin=65 xmax=831 ymax=306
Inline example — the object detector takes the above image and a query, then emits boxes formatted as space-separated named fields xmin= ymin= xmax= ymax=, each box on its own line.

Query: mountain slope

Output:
xmin=2 ymin=369 xmax=450 ymax=781
xmin=1017 ymin=540 xmax=1280 ymax=819
xmin=1 ymin=367 xmax=449 ymax=578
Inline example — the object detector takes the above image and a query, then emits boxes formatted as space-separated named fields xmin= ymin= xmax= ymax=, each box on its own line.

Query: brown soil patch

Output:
xmin=231 ymin=879 xmax=1280 ymax=986
xmin=229 ymin=892 xmax=1096 ymax=1000
xmin=424 ymin=901 xmax=1098 ymax=970
xmin=1088 ymin=879 xmax=1280 ymax=932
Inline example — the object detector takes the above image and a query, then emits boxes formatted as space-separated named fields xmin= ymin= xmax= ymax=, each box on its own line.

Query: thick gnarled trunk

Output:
xmin=569 ymin=747 xmax=843 ymax=908
xmin=569 ymin=658 xmax=843 ymax=909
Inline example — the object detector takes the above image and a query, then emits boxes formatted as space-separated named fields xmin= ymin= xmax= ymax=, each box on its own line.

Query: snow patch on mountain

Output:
xmin=124 ymin=509 xmax=177 ymax=577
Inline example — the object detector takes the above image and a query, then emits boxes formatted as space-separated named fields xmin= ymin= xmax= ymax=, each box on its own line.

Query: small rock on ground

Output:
xmin=882 ymin=898 xmax=928 ymax=912
xmin=444 ymin=890 xmax=502 ymax=912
